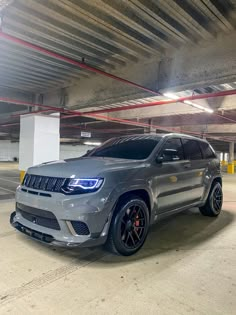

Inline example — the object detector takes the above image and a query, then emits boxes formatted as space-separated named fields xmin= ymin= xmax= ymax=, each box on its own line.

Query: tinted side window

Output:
xmin=182 ymin=139 xmax=203 ymax=160
xmin=200 ymin=142 xmax=216 ymax=159
xmin=91 ymin=138 xmax=160 ymax=160
xmin=161 ymin=138 xmax=184 ymax=162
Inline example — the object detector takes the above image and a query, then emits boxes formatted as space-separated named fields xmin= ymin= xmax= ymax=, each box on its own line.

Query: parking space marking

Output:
xmin=0 ymin=186 xmax=16 ymax=193
xmin=0 ymin=178 xmax=19 ymax=184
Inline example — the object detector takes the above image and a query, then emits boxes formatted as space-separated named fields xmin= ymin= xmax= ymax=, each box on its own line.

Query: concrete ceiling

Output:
xmin=0 ymin=0 xmax=236 ymax=152
xmin=0 ymin=0 xmax=234 ymax=92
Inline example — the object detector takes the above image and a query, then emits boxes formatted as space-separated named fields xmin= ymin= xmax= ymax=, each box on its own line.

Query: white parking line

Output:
xmin=0 ymin=177 xmax=19 ymax=184
xmin=0 ymin=186 xmax=15 ymax=193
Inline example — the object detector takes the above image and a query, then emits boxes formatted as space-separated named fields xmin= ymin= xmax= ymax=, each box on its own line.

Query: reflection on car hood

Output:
xmin=27 ymin=157 xmax=144 ymax=178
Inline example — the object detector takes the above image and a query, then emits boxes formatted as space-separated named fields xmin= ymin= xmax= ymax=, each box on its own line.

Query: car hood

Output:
xmin=27 ymin=157 xmax=144 ymax=178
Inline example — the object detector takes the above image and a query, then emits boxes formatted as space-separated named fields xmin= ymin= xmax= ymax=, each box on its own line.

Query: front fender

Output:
xmin=106 ymin=181 xmax=154 ymax=221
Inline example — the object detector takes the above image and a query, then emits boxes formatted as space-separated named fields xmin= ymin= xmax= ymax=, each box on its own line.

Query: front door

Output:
xmin=153 ymin=138 xmax=194 ymax=213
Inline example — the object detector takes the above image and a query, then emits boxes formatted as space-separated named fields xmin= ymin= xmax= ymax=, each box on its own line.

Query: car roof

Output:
xmin=161 ymin=133 xmax=208 ymax=142
xmin=115 ymin=133 xmax=208 ymax=143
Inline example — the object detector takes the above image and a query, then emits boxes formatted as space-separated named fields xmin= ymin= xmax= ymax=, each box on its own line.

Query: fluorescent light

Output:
xmin=202 ymin=108 xmax=214 ymax=113
xmin=184 ymin=100 xmax=193 ymax=105
xmin=164 ymin=92 xmax=213 ymax=113
xmin=184 ymin=100 xmax=213 ymax=113
xmin=84 ymin=141 xmax=101 ymax=146
xmin=163 ymin=93 xmax=179 ymax=99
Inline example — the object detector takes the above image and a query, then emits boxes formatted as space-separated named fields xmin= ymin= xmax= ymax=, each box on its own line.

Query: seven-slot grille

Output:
xmin=23 ymin=174 xmax=66 ymax=192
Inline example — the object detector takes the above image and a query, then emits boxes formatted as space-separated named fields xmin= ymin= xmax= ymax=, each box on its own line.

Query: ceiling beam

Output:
xmin=182 ymin=124 xmax=236 ymax=134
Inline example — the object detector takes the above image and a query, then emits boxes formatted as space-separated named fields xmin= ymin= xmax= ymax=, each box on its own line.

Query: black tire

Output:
xmin=199 ymin=182 xmax=223 ymax=217
xmin=106 ymin=195 xmax=150 ymax=256
xmin=10 ymin=211 xmax=16 ymax=225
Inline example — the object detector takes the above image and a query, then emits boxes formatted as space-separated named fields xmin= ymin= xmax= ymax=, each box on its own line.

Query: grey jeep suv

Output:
xmin=10 ymin=133 xmax=223 ymax=256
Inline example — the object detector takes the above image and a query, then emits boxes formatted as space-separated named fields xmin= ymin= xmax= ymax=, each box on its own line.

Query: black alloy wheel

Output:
xmin=200 ymin=182 xmax=223 ymax=217
xmin=106 ymin=196 xmax=149 ymax=256
xmin=120 ymin=204 xmax=146 ymax=250
xmin=210 ymin=184 xmax=223 ymax=213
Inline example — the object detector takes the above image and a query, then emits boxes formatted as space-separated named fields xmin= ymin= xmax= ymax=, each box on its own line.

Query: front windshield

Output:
xmin=88 ymin=135 xmax=161 ymax=160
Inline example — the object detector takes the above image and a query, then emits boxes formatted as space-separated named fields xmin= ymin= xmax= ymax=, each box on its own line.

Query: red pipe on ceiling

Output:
xmin=2 ymin=92 xmax=236 ymax=126
xmin=84 ymin=89 xmax=236 ymax=115
xmin=0 ymin=97 xmax=236 ymax=141
xmin=1 ymin=30 xmax=236 ymax=125
xmin=57 ymin=89 xmax=236 ymax=124
xmin=0 ymin=99 xmax=232 ymax=141
xmin=1 ymin=89 xmax=236 ymax=124
xmin=0 ymin=31 xmax=160 ymax=96
xmin=0 ymin=31 xmax=235 ymax=140
xmin=1 ymin=118 xmax=235 ymax=142
xmin=86 ymin=113 xmax=236 ymax=142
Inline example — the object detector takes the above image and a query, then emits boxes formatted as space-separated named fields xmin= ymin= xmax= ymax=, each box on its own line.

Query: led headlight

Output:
xmin=62 ymin=178 xmax=104 ymax=194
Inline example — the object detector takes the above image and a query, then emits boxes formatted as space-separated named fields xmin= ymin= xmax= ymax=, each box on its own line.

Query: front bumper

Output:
xmin=11 ymin=185 xmax=115 ymax=248
xmin=10 ymin=213 xmax=106 ymax=248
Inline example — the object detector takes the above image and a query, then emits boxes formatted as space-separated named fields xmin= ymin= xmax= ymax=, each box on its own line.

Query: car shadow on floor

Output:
xmin=19 ymin=206 xmax=235 ymax=267
xmin=98 ymin=207 xmax=235 ymax=265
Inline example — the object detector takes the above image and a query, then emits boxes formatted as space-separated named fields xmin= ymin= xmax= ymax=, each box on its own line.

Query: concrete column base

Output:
xmin=227 ymin=163 xmax=234 ymax=174
xmin=20 ymin=170 xmax=26 ymax=183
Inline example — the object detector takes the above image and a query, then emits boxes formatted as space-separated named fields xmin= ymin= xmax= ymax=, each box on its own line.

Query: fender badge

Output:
xmin=170 ymin=176 xmax=177 ymax=183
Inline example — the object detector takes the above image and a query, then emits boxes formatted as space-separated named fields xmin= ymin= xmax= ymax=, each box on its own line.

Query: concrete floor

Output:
xmin=0 ymin=163 xmax=19 ymax=200
xmin=0 ymin=164 xmax=235 ymax=314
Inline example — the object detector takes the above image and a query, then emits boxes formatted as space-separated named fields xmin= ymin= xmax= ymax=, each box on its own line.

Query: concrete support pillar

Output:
xmin=222 ymin=152 xmax=228 ymax=166
xmin=220 ymin=152 xmax=227 ymax=167
xmin=19 ymin=114 xmax=60 ymax=182
xmin=144 ymin=119 xmax=156 ymax=134
xmin=144 ymin=126 xmax=156 ymax=134
xmin=227 ymin=142 xmax=235 ymax=174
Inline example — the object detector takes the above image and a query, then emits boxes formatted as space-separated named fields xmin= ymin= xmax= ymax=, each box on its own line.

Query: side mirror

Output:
xmin=158 ymin=149 xmax=180 ymax=163
xmin=156 ymin=156 xmax=163 ymax=164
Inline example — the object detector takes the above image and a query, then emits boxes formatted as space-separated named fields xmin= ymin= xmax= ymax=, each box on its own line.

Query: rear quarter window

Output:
xmin=199 ymin=142 xmax=217 ymax=159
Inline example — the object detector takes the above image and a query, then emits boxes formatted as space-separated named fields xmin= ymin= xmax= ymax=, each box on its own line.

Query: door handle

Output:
xmin=184 ymin=163 xmax=191 ymax=169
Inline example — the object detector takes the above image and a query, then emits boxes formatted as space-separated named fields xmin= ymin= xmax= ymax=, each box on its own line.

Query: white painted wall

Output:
xmin=0 ymin=141 xmax=95 ymax=162
xmin=0 ymin=141 xmax=19 ymax=161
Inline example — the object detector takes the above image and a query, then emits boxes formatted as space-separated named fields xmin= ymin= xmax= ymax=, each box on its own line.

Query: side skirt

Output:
xmin=153 ymin=201 xmax=204 ymax=222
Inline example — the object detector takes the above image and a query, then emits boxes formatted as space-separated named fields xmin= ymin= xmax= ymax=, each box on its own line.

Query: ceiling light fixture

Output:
xmin=164 ymin=92 xmax=213 ymax=113
xmin=84 ymin=141 xmax=101 ymax=146
xmin=163 ymin=93 xmax=179 ymax=100
xmin=184 ymin=100 xmax=213 ymax=113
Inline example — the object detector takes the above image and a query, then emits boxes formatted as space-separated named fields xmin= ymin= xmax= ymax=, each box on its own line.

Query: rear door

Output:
xmin=181 ymin=139 xmax=206 ymax=203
